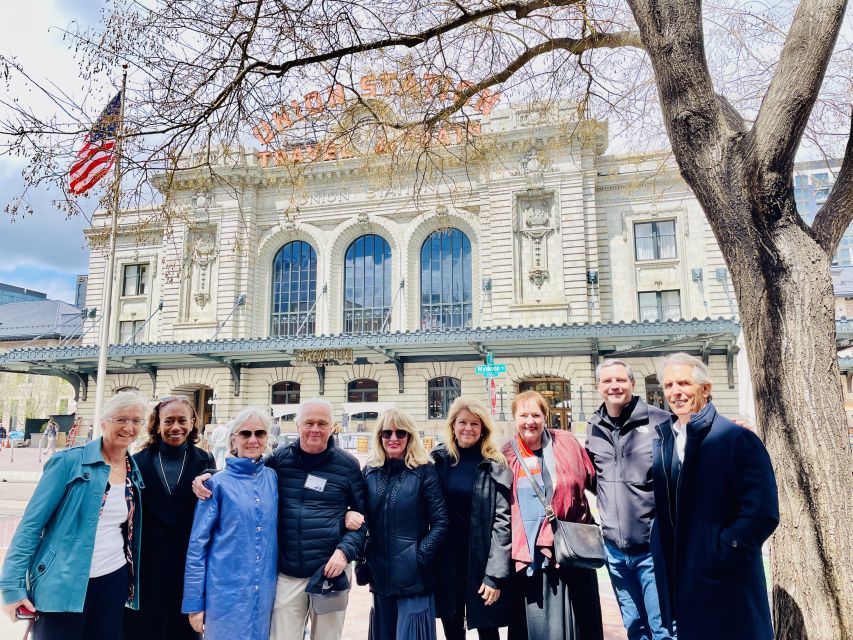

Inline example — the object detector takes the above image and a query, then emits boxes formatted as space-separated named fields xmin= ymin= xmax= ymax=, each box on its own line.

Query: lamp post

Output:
xmin=497 ymin=386 xmax=507 ymax=420
xmin=576 ymin=385 xmax=586 ymax=422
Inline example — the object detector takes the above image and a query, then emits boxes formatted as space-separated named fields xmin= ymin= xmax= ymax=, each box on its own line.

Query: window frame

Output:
xmin=271 ymin=381 xmax=301 ymax=405
xmin=638 ymin=290 xmax=682 ymax=322
xmin=343 ymin=234 xmax=392 ymax=334
xmin=122 ymin=263 xmax=149 ymax=297
xmin=633 ymin=220 xmax=678 ymax=262
xmin=118 ymin=319 xmax=146 ymax=344
xmin=271 ymin=241 xmax=318 ymax=337
xmin=420 ymin=228 xmax=473 ymax=331
xmin=427 ymin=376 xmax=462 ymax=420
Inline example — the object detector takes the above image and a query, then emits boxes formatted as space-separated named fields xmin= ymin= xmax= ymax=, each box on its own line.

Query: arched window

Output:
xmin=271 ymin=241 xmax=317 ymax=336
xmin=344 ymin=234 xmax=392 ymax=334
xmin=427 ymin=376 xmax=462 ymax=419
xmin=347 ymin=378 xmax=380 ymax=420
xmin=271 ymin=381 xmax=301 ymax=405
xmin=420 ymin=228 xmax=472 ymax=330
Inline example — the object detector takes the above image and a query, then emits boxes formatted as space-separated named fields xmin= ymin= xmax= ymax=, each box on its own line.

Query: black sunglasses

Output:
xmin=237 ymin=429 xmax=268 ymax=439
xmin=380 ymin=429 xmax=409 ymax=439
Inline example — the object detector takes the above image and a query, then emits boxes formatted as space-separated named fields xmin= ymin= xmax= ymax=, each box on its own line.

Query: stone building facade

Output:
xmin=2 ymin=105 xmax=751 ymax=438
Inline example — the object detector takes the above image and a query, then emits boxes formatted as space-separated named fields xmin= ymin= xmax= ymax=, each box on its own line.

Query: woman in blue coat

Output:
xmin=182 ymin=408 xmax=278 ymax=640
xmin=0 ymin=391 xmax=148 ymax=639
xmin=362 ymin=408 xmax=448 ymax=640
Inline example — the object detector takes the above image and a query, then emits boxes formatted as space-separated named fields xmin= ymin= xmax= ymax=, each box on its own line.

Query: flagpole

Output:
xmin=92 ymin=65 xmax=129 ymax=437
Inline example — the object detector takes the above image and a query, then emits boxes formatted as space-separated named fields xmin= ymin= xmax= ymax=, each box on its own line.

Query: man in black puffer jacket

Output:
xmin=196 ymin=398 xmax=365 ymax=640
xmin=266 ymin=398 xmax=366 ymax=640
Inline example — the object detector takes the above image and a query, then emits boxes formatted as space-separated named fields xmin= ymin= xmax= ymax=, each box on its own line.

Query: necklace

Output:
xmin=102 ymin=451 xmax=125 ymax=473
xmin=158 ymin=450 xmax=187 ymax=496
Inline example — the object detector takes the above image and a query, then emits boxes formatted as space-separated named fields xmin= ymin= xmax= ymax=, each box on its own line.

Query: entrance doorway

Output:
xmin=171 ymin=385 xmax=215 ymax=428
xmin=518 ymin=378 xmax=572 ymax=430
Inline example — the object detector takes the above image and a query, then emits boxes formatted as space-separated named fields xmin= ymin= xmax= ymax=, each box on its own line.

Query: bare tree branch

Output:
xmin=812 ymin=110 xmax=853 ymax=254
xmin=752 ymin=0 xmax=848 ymax=173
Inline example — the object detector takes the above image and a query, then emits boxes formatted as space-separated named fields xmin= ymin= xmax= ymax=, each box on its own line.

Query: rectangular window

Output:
xmin=638 ymin=290 xmax=681 ymax=322
xmin=119 ymin=320 xmax=146 ymax=344
xmin=634 ymin=221 xmax=677 ymax=261
xmin=122 ymin=264 xmax=148 ymax=296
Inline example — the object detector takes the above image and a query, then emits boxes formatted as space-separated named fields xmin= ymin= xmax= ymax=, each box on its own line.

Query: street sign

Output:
xmin=476 ymin=364 xmax=507 ymax=376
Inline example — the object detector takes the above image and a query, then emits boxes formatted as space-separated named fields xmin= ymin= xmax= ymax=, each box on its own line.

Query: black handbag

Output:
xmin=511 ymin=438 xmax=606 ymax=570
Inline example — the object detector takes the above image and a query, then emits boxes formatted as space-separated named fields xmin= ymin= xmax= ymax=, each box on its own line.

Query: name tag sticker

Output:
xmin=305 ymin=474 xmax=327 ymax=492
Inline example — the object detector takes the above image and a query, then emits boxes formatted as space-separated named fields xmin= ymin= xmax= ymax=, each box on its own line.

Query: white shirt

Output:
xmin=671 ymin=421 xmax=687 ymax=463
xmin=89 ymin=483 xmax=128 ymax=578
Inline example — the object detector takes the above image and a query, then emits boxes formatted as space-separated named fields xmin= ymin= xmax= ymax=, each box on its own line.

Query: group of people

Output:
xmin=0 ymin=351 xmax=779 ymax=640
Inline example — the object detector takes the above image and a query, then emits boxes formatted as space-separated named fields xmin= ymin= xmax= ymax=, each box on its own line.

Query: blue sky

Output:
xmin=0 ymin=0 xmax=104 ymax=303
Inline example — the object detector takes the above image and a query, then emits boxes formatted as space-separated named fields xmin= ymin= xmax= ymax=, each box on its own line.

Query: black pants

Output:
xmin=440 ymin=578 xmax=500 ymax=640
xmin=33 ymin=564 xmax=129 ymax=640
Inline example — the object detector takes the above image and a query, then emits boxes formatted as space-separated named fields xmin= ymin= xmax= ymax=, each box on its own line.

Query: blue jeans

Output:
xmin=604 ymin=541 xmax=672 ymax=640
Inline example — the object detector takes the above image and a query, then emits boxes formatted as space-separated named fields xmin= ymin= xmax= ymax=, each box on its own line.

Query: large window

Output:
xmin=638 ymin=290 xmax=681 ymax=322
xmin=344 ymin=234 xmax=392 ymax=334
xmin=427 ymin=377 xmax=462 ymax=419
xmin=119 ymin=320 xmax=145 ymax=344
xmin=271 ymin=241 xmax=317 ymax=336
xmin=348 ymin=378 xmax=379 ymax=420
xmin=122 ymin=264 xmax=148 ymax=296
xmin=420 ymin=229 xmax=472 ymax=330
xmin=271 ymin=381 xmax=301 ymax=405
xmin=634 ymin=221 xmax=677 ymax=261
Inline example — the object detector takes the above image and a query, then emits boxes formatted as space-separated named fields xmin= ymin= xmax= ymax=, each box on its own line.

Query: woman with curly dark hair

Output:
xmin=124 ymin=396 xmax=215 ymax=640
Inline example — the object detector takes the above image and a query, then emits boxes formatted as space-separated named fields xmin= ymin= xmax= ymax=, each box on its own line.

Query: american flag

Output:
xmin=69 ymin=91 xmax=123 ymax=195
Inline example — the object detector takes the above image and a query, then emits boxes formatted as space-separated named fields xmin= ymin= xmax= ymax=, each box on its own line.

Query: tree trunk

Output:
xmin=730 ymin=228 xmax=853 ymax=640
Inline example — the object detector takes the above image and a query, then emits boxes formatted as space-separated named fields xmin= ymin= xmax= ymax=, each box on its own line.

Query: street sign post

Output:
xmin=475 ymin=364 xmax=507 ymax=376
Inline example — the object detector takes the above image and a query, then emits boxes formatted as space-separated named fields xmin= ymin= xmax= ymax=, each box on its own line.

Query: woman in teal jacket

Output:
xmin=0 ymin=390 xmax=147 ymax=640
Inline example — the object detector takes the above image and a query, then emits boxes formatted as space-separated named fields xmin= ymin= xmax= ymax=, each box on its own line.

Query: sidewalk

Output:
xmin=0 ymin=447 xmax=627 ymax=639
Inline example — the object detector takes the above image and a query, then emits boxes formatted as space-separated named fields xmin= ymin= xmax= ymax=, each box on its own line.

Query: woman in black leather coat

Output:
xmin=431 ymin=397 xmax=512 ymax=640
xmin=362 ymin=408 xmax=448 ymax=640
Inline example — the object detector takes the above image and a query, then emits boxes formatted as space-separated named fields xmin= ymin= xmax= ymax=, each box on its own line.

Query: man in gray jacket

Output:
xmin=586 ymin=359 xmax=672 ymax=640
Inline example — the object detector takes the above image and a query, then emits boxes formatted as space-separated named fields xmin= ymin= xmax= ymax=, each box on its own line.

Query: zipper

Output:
xmin=612 ymin=424 xmax=624 ymax=548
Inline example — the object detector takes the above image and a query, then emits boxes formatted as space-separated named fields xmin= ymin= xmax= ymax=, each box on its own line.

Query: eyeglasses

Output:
xmin=237 ymin=429 xmax=268 ymax=439
xmin=380 ymin=429 xmax=409 ymax=439
xmin=108 ymin=418 xmax=145 ymax=427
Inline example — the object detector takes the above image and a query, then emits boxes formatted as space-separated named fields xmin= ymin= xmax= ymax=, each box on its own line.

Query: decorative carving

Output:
xmin=356 ymin=211 xmax=370 ymax=225
xmin=514 ymin=193 xmax=559 ymax=295
xmin=189 ymin=228 xmax=217 ymax=310
xmin=520 ymin=148 xmax=547 ymax=189
xmin=529 ymin=267 xmax=549 ymax=288
xmin=192 ymin=191 xmax=213 ymax=223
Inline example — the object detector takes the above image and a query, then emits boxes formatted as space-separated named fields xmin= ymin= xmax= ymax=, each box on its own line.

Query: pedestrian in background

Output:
xmin=361 ymin=408 xmax=448 ymax=640
xmin=124 ymin=396 xmax=215 ymax=640
xmin=40 ymin=420 xmax=58 ymax=460
xmin=431 ymin=397 xmax=512 ymax=640
xmin=182 ymin=408 xmax=278 ymax=640
xmin=503 ymin=390 xmax=603 ymax=640
xmin=0 ymin=390 xmax=147 ymax=640
xmin=586 ymin=360 xmax=671 ymax=640
xmin=210 ymin=421 xmax=229 ymax=469
xmin=651 ymin=353 xmax=778 ymax=640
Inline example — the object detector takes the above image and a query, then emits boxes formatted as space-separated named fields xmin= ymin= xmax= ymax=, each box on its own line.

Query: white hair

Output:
xmin=102 ymin=390 xmax=150 ymax=423
xmin=228 ymin=407 xmax=272 ymax=454
xmin=295 ymin=398 xmax=333 ymax=425
xmin=595 ymin=359 xmax=635 ymax=384
xmin=657 ymin=353 xmax=713 ymax=386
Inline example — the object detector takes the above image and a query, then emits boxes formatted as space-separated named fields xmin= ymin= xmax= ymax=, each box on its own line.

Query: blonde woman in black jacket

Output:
xmin=431 ymin=397 xmax=512 ymax=640
xmin=362 ymin=409 xmax=448 ymax=640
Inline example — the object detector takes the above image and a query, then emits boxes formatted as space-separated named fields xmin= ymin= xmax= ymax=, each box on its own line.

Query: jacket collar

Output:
xmin=82 ymin=437 xmax=106 ymax=464
xmin=591 ymin=396 xmax=647 ymax=433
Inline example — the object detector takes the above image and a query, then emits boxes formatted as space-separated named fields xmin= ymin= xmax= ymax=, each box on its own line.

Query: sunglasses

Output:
xmin=237 ymin=429 xmax=268 ymax=439
xmin=380 ymin=429 xmax=409 ymax=439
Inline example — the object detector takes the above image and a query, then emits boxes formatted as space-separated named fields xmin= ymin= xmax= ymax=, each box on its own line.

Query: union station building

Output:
xmin=1 ymin=104 xmax=819 ymax=438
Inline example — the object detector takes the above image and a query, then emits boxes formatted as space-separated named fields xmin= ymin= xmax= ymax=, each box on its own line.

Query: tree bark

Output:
xmin=628 ymin=0 xmax=853 ymax=637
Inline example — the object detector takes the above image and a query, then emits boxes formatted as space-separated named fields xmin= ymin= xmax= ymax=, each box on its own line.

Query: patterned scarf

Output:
xmin=98 ymin=455 xmax=136 ymax=604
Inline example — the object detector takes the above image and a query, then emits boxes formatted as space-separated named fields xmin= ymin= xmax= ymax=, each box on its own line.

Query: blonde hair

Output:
xmin=443 ymin=397 xmax=505 ymax=465
xmin=366 ymin=408 xmax=431 ymax=469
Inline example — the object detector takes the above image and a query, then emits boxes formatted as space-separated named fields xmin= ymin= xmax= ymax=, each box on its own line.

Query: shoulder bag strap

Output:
xmin=510 ymin=438 xmax=557 ymax=523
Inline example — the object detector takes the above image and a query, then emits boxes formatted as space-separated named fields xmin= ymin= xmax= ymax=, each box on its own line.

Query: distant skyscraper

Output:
xmin=0 ymin=283 xmax=47 ymax=306
xmin=75 ymin=275 xmax=88 ymax=309
xmin=794 ymin=160 xmax=851 ymax=266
